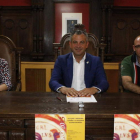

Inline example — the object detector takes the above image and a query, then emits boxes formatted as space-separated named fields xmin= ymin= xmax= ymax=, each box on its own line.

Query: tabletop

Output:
xmin=0 ymin=91 xmax=139 ymax=115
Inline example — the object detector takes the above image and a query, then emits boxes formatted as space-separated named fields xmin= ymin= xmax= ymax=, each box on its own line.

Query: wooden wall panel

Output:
xmin=21 ymin=62 xmax=119 ymax=93
xmin=26 ymin=69 xmax=46 ymax=92
xmin=2 ymin=1 xmax=140 ymax=62
xmin=0 ymin=0 xmax=106 ymax=62
xmin=21 ymin=62 xmax=54 ymax=92
xmin=0 ymin=7 xmax=33 ymax=61
xmin=110 ymin=9 xmax=140 ymax=61
xmin=105 ymin=70 xmax=119 ymax=93
xmin=104 ymin=7 xmax=140 ymax=62
xmin=104 ymin=63 xmax=119 ymax=93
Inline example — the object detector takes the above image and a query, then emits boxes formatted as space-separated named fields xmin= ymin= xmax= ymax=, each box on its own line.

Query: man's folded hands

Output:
xmin=59 ymin=87 xmax=98 ymax=97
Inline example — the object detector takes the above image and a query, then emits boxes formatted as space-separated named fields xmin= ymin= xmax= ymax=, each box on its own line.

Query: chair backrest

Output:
xmin=60 ymin=33 xmax=71 ymax=55
xmin=59 ymin=33 xmax=99 ymax=56
xmin=54 ymin=24 xmax=106 ymax=62
xmin=0 ymin=35 xmax=18 ymax=90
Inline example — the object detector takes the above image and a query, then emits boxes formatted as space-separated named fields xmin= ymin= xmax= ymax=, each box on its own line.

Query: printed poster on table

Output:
xmin=35 ymin=114 xmax=85 ymax=140
xmin=114 ymin=114 xmax=140 ymax=140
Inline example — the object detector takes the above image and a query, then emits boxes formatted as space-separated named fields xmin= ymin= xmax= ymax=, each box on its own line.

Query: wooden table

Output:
xmin=0 ymin=91 xmax=139 ymax=140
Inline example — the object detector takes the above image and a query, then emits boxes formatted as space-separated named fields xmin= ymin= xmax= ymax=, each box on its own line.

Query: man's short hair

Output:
xmin=70 ymin=30 xmax=88 ymax=42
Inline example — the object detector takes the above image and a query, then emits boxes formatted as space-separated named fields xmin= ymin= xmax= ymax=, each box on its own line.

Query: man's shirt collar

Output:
xmin=72 ymin=52 xmax=86 ymax=63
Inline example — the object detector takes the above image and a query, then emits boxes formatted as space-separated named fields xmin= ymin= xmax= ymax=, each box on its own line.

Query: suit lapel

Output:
xmin=84 ymin=54 xmax=91 ymax=87
xmin=67 ymin=53 xmax=73 ymax=86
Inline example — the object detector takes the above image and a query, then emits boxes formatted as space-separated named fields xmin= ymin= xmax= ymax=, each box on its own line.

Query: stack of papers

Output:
xmin=66 ymin=95 xmax=97 ymax=103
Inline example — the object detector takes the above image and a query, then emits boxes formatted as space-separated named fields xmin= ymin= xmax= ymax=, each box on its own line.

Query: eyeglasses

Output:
xmin=135 ymin=45 xmax=140 ymax=48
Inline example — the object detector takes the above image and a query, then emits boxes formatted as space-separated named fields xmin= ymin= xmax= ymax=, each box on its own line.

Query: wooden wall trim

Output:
xmin=104 ymin=63 xmax=119 ymax=69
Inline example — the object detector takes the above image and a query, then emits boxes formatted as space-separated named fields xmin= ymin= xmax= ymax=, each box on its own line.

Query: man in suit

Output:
xmin=49 ymin=30 xmax=109 ymax=96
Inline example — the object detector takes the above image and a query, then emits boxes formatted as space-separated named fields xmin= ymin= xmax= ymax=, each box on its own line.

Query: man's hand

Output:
xmin=78 ymin=87 xmax=98 ymax=96
xmin=59 ymin=87 xmax=78 ymax=97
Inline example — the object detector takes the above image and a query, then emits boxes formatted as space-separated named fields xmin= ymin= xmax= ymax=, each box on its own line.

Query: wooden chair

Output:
xmin=0 ymin=35 xmax=23 ymax=91
xmin=54 ymin=31 xmax=106 ymax=62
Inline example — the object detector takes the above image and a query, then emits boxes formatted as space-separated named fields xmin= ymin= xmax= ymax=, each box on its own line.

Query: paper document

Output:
xmin=66 ymin=95 xmax=97 ymax=103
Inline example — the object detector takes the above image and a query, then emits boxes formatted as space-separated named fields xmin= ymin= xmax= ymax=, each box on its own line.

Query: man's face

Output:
xmin=69 ymin=34 xmax=89 ymax=57
xmin=133 ymin=38 xmax=140 ymax=58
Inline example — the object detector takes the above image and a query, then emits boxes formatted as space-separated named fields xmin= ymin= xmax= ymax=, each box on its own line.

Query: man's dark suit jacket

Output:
xmin=49 ymin=53 xmax=109 ymax=92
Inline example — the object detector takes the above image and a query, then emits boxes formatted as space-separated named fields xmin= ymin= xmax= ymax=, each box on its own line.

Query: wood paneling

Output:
xmin=111 ymin=7 xmax=140 ymax=60
xmin=1 ymin=0 xmax=140 ymax=62
xmin=106 ymin=70 xmax=119 ymax=92
xmin=21 ymin=62 xmax=54 ymax=92
xmin=26 ymin=69 xmax=46 ymax=92
xmin=104 ymin=6 xmax=140 ymax=62
xmin=104 ymin=63 xmax=119 ymax=92
xmin=0 ymin=2 xmax=44 ymax=61
xmin=0 ymin=7 xmax=33 ymax=61
xmin=21 ymin=62 xmax=119 ymax=92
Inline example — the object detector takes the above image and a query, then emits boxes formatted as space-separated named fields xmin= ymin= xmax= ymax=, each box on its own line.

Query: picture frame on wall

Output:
xmin=67 ymin=20 xmax=77 ymax=33
xmin=62 ymin=13 xmax=82 ymax=36
xmin=55 ymin=3 xmax=89 ymax=42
